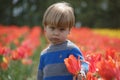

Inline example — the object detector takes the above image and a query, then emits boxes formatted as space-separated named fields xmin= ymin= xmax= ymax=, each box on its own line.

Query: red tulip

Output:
xmin=0 ymin=62 xmax=8 ymax=70
xmin=21 ymin=58 xmax=32 ymax=65
xmin=105 ymin=48 xmax=116 ymax=60
xmin=96 ymin=57 xmax=116 ymax=80
xmin=64 ymin=54 xmax=81 ymax=76
xmin=86 ymin=72 xmax=98 ymax=80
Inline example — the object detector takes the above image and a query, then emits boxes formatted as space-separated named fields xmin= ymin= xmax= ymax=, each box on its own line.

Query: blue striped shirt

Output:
xmin=37 ymin=40 xmax=89 ymax=80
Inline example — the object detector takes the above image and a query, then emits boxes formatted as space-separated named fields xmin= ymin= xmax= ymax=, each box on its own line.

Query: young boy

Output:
xmin=37 ymin=2 xmax=89 ymax=80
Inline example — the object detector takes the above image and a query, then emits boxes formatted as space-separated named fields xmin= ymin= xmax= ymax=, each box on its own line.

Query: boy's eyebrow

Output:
xmin=48 ymin=25 xmax=55 ymax=27
xmin=59 ymin=27 xmax=67 ymax=28
xmin=49 ymin=26 xmax=54 ymax=27
xmin=48 ymin=24 xmax=68 ymax=28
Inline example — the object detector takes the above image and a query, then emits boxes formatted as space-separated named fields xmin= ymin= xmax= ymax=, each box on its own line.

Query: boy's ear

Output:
xmin=68 ymin=28 xmax=71 ymax=34
xmin=44 ymin=27 xmax=46 ymax=32
xmin=68 ymin=31 xmax=70 ymax=34
xmin=67 ymin=30 xmax=70 ymax=34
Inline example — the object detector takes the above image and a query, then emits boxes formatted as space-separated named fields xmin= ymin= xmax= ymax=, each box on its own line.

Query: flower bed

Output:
xmin=0 ymin=25 xmax=120 ymax=80
xmin=0 ymin=25 xmax=42 ymax=80
xmin=68 ymin=27 xmax=120 ymax=80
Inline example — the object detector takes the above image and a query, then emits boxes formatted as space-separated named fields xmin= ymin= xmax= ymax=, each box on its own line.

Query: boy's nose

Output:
xmin=53 ymin=29 xmax=59 ymax=35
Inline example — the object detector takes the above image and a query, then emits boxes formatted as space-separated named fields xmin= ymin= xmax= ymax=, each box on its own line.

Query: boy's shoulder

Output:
xmin=40 ymin=45 xmax=50 ymax=55
xmin=67 ymin=40 xmax=79 ymax=49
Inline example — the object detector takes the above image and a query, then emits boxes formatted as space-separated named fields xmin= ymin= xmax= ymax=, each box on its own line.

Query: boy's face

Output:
xmin=44 ymin=25 xmax=70 ymax=45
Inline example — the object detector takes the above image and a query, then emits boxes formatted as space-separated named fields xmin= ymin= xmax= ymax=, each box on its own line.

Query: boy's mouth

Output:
xmin=50 ymin=37 xmax=62 ymax=43
xmin=51 ymin=38 xmax=60 ymax=41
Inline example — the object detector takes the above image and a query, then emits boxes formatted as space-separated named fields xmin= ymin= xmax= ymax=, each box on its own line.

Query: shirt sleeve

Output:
xmin=37 ymin=54 xmax=44 ymax=80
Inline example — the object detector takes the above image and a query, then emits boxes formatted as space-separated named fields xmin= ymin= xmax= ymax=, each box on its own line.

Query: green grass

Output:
xmin=27 ymin=35 xmax=47 ymax=80
xmin=0 ymin=59 xmax=33 ymax=80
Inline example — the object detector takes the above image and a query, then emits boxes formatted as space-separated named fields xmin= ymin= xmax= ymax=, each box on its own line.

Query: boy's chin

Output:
xmin=51 ymin=41 xmax=64 ymax=45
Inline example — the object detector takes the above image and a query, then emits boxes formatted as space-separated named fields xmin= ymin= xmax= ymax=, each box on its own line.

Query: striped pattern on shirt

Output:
xmin=37 ymin=40 xmax=89 ymax=80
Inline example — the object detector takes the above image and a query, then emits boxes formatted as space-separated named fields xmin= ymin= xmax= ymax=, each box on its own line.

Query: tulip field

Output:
xmin=68 ymin=28 xmax=120 ymax=80
xmin=0 ymin=25 xmax=42 ymax=80
xmin=0 ymin=25 xmax=120 ymax=80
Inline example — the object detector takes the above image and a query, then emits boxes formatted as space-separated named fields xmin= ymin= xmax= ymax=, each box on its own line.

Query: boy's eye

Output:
xmin=60 ymin=28 xmax=65 ymax=31
xmin=50 ymin=27 xmax=55 ymax=30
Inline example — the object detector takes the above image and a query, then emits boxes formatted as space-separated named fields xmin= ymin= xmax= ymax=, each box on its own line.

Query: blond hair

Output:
xmin=43 ymin=2 xmax=75 ymax=28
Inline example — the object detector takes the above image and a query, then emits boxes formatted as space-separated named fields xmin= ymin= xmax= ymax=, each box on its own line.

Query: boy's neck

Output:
xmin=50 ymin=40 xmax=68 ymax=46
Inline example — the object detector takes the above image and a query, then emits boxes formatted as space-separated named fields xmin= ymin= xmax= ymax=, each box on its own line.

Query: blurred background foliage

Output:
xmin=0 ymin=0 xmax=120 ymax=28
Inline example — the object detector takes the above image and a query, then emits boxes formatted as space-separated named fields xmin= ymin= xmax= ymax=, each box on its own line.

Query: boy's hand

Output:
xmin=73 ymin=71 xmax=86 ymax=80
xmin=77 ymin=70 xmax=86 ymax=80
xmin=79 ymin=70 xmax=86 ymax=79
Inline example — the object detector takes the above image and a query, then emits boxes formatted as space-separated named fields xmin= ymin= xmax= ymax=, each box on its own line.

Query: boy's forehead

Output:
xmin=47 ymin=24 xmax=68 ymax=28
